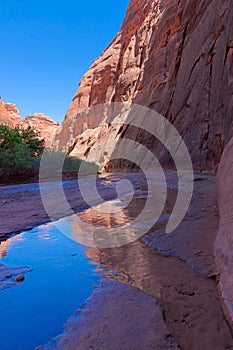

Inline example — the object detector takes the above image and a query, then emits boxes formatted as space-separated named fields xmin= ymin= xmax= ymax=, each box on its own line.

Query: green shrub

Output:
xmin=0 ymin=124 xmax=44 ymax=173
xmin=19 ymin=127 xmax=44 ymax=157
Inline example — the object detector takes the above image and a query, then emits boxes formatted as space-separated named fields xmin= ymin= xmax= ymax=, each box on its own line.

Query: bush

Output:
xmin=19 ymin=127 xmax=44 ymax=157
xmin=0 ymin=124 xmax=44 ymax=173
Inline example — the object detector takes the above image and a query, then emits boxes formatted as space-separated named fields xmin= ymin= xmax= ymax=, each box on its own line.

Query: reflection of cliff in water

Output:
xmin=68 ymin=197 xmax=143 ymax=248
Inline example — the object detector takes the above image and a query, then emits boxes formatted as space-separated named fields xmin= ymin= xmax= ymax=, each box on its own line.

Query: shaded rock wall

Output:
xmin=215 ymin=136 xmax=233 ymax=326
xmin=55 ymin=0 xmax=233 ymax=171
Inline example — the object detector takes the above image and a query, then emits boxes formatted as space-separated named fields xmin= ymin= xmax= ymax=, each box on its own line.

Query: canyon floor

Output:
xmin=0 ymin=173 xmax=233 ymax=349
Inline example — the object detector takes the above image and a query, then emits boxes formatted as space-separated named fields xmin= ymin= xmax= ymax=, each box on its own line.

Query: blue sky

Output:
xmin=0 ymin=1 xmax=129 ymax=122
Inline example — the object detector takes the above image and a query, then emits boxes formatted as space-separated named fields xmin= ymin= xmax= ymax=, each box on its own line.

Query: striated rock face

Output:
xmin=0 ymin=100 xmax=59 ymax=147
xmin=215 ymin=136 xmax=233 ymax=327
xmin=55 ymin=0 xmax=233 ymax=171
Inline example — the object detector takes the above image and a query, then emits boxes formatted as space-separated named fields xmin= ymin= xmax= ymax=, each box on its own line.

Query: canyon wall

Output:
xmin=215 ymin=136 xmax=233 ymax=326
xmin=55 ymin=0 xmax=233 ymax=171
xmin=0 ymin=100 xmax=59 ymax=147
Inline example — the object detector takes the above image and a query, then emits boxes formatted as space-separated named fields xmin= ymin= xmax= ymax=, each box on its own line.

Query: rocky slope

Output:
xmin=55 ymin=0 xmax=233 ymax=171
xmin=0 ymin=100 xmax=59 ymax=147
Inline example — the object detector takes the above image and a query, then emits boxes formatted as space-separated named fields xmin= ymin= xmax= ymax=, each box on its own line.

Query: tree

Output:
xmin=19 ymin=126 xmax=44 ymax=157
xmin=0 ymin=125 xmax=22 ymax=150
xmin=0 ymin=124 xmax=45 ymax=172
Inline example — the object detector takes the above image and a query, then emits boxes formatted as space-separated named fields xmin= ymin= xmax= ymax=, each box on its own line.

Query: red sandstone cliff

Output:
xmin=0 ymin=100 xmax=59 ymax=147
xmin=55 ymin=0 xmax=233 ymax=171
xmin=215 ymin=136 xmax=233 ymax=327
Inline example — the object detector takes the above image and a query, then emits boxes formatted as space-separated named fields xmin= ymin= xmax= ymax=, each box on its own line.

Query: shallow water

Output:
xmin=0 ymin=221 xmax=99 ymax=350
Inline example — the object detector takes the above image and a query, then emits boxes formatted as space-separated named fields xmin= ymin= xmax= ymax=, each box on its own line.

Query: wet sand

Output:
xmin=40 ymin=280 xmax=179 ymax=350
xmin=144 ymin=174 xmax=219 ymax=277
xmin=1 ymin=173 xmax=233 ymax=349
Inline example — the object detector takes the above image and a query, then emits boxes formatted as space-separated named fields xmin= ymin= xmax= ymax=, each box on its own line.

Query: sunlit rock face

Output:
xmin=54 ymin=0 xmax=162 ymax=161
xmin=0 ymin=100 xmax=59 ymax=147
xmin=0 ymin=100 xmax=21 ymax=127
xmin=55 ymin=0 xmax=233 ymax=171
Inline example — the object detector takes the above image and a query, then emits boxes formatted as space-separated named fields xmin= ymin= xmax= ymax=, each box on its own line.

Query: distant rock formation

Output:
xmin=0 ymin=99 xmax=59 ymax=147
xmin=21 ymin=113 xmax=59 ymax=148
xmin=2 ymin=102 xmax=22 ymax=126
xmin=0 ymin=100 xmax=16 ymax=127
xmin=55 ymin=0 xmax=233 ymax=171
